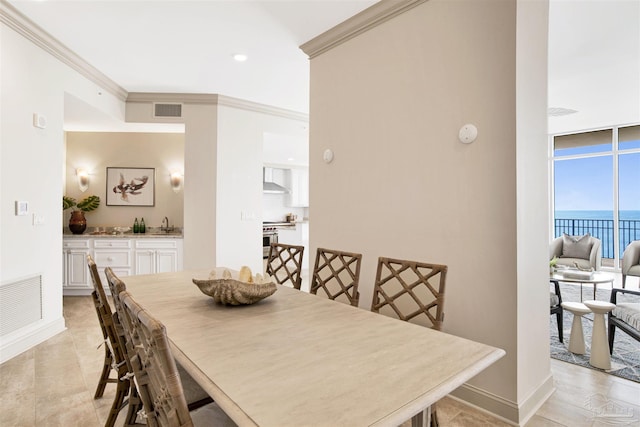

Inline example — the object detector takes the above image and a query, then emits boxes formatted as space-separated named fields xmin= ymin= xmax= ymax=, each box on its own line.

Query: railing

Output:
xmin=554 ymin=218 xmax=640 ymax=259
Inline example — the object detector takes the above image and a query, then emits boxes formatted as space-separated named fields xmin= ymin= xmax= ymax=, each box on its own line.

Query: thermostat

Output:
xmin=15 ymin=201 xmax=29 ymax=216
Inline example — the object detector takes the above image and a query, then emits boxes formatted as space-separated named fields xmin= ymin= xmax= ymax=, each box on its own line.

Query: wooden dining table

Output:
xmin=124 ymin=269 xmax=505 ymax=427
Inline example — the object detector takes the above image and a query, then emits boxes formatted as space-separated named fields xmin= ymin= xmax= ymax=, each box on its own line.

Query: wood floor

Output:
xmin=1 ymin=293 xmax=639 ymax=426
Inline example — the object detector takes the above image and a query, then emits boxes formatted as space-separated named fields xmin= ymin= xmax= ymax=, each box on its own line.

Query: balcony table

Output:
xmin=124 ymin=269 xmax=505 ymax=427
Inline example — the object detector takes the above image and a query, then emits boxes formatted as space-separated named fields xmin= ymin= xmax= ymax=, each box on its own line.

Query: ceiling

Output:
xmin=6 ymin=0 xmax=639 ymax=135
xmin=6 ymin=0 xmax=377 ymax=132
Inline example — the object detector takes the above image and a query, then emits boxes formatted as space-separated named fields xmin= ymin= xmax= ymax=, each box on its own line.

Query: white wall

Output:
xmin=306 ymin=0 xmax=549 ymax=423
xmin=64 ymin=131 xmax=185 ymax=229
xmin=0 ymin=21 xmax=126 ymax=362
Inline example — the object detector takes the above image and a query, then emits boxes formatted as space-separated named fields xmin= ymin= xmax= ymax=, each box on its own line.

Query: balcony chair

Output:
xmin=119 ymin=290 xmax=236 ymax=427
xmin=621 ymin=240 xmax=640 ymax=289
xmin=608 ymin=288 xmax=640 ymax=354
xmin=104 ymin=268 xmax=213 ymax=422
xmin=309 ymin=247 xmax=362 ymax=307
xmin=549 ymin=279 xmax=563 ymax=343
xmin=265 ymin=242 xmax=304 ymax=290
xmin=370 ymin=257 xmax=448 ymax=426
xmin=87 ymin=256 xmax=132 ymax=427
xmin=549 ymin=233 xmax=602 ymax=271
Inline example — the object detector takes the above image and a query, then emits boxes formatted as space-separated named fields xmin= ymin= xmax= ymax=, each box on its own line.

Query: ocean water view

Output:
xmin=555 ymin=210 xmax=640 ymax=220
xmin=554 ymin=210 xmax=640 ymax=258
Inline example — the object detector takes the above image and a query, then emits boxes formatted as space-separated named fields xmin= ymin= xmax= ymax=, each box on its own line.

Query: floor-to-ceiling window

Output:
xmin=551 ymin=125 xmax=640 ymax=269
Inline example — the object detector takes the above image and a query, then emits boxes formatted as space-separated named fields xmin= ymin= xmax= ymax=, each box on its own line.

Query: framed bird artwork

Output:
xmin=106 ymin=167 xmax=155 ymax=206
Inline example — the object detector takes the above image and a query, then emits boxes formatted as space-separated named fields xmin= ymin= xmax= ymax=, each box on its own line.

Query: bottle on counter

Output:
xmin=140 ymin=217 xmax=146 ymax=233
xmin=133 ymin=218 xmax=139 ymax=233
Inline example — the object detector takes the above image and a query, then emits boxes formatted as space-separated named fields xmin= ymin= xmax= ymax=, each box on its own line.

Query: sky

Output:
xmin=554 ymin=150 xmax=640 ymax=213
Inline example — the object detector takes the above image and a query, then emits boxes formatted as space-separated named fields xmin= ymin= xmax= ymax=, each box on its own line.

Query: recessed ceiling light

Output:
xmin=233 ymin=54 xmax=248 ymax=62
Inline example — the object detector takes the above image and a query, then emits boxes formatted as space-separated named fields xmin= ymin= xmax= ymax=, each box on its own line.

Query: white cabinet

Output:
xmin=287 ymin=167 xmax=309 ymax=207
xmin=63 ymin=236 xmax=183 ymax=295
xmin=94 ymin=239 xmax=133 ymax=286
xmin=134 ymin=239 xmax=183 ymax=275
xmin=63 ymin=239 xmax=91 ymax=292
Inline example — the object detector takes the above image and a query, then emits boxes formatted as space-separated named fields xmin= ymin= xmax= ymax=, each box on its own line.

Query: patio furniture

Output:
xmin=584 ymin=300 xmax=615 ymax=370
xmin=119 ymin=290 xmax=236 ymax=427
xmin=561 ymin=302 xmax=590 ymax=355
xmin=309 ymin=247 xmax=362 ymax=306
xmin=549 ymin=233 xmax=601 ymax=271
xmin=550 ymin=279 xmax=563 ymax=343
xmin=608 ymin=288 xmax=640 ymax=354
xmin=266 ymin=242 xmax=304 ymax=290
xmin=621 ymin=240 xmax=640 ymax=288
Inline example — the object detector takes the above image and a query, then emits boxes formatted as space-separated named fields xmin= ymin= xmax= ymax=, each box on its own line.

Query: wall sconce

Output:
xmin=170 ymin=172 xmax=183 ymax=193
xmin=76 ymin=168 xmax=90 ymax=192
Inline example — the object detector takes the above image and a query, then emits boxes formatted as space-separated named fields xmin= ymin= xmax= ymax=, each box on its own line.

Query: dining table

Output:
xmin=123 ymin=268 xmax=505 ymax=427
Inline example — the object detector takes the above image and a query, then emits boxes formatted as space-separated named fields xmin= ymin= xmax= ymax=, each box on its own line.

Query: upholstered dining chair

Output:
xmin=104 ymin=267 xmax=213 ymax=420
xmin=549 ymin=233 xmax=602 ymax=271
xmin=549 ymin=279 xmax=563 ymax=343
xmin=608 ymin=288 xmax=640 ymax=354
xmin=266 ymin=242 xmax=304 ymax=290
xmin=309 ymin=247 xmax=362 ymax=307
xmin=87 ymin=256 xmax=133 ymax=427
xmin=621 ymin=240 xmax=640 ymax=288
xmin=370 ymin=257 xmax=448 ymax=426
xmin=119 ymin=290 xmax=236 ymax=427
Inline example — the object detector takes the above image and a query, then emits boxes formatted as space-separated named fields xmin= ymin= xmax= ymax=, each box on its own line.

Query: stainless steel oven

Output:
xmin=263 ymin=227 xmax=278 ymax=259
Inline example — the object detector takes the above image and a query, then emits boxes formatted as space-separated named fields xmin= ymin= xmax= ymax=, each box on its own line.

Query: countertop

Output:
xmin=63 ymin=227 xmax=183 ymax=239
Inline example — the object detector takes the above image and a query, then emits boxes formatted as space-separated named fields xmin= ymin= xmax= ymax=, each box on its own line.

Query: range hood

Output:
xmin=263 ymin=167 xmax=289 ymax=194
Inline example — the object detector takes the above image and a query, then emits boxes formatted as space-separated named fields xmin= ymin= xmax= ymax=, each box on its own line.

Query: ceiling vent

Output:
xmin=153 ymin=103 xmax=183 ymax=118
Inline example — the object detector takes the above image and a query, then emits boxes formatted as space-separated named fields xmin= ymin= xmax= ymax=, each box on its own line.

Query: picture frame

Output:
xmin=106 ymin=167 xmax=155 ymax=206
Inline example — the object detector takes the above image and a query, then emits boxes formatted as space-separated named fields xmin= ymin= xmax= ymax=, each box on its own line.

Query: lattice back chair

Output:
xmin=120 ymin=291 xmax=236 ymax=427
xmin=371 ymin=257 xmax=448 ymax=426
xmin=104 ymin=267 xmax=144 ymax=426
xmin=104 ymin=268 xmax=212 ymax=422
xmin=371 ymin=257 xmax=448 ymax=329
xmin=310 ymin=248 xmax=363 ymax=307
xmin=88 ymin=256 xmax=132 ymax=427
xmin=266 ymin=243 xmax=305 ymax=290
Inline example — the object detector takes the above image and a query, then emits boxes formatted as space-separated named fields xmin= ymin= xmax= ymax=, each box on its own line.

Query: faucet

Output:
xmin=161 ymin=216 xmax=169 ymax=231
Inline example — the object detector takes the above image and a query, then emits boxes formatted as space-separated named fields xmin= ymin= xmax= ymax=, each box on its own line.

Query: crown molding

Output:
xmin=0 ymin=0 xmax=128 ymax=101
xmin=300 ymin=0 xmax=427 ymax=59
xmin=127 ymin=93 xmax=309 ymax=122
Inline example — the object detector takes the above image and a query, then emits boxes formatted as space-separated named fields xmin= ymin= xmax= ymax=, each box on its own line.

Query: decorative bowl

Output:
xmin=193 ymin=270 xmax=277 ymax=305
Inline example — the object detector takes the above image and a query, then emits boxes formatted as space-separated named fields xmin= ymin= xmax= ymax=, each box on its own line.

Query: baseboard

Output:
xmin=449 ymin=374 xmax=555 ymax=426
xmin=63 ymin=289 xmax=92 ymax=296
xmin=0 ymin=317 xmax=66 ymax=364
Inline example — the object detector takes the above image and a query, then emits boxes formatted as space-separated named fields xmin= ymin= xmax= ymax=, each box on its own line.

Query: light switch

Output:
xmin=15 ymin=201 xmax=29 ymax=216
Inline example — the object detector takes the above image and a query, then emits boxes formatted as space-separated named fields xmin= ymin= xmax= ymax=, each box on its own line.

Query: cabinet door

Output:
xmin=156 ymin=250 xmax=178 ymax=273
xmin=65 ymin=250 xmax=90 ymax=289
xmin=288 ymin=168 xmax=309 ymax=207
xmin=135 ymin=250 xmax=156 ymax=275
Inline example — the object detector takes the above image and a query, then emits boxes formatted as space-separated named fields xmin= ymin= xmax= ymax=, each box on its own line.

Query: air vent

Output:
xmin=154 ymin=103 xmax=183 ymax=118
xmin=0 ymin=275 xmax=42 ymax=336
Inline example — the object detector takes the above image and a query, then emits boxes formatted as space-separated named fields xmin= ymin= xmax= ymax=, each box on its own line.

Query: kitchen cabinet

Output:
xmin=62 ymin=236 xmax=183 ymax=295
xmin=134 ymin=239 xmax=183 ymax=275
xmin=63 ymin=239 xmax=91 ymax=293
xmin=93 ymin=239 xmax=133 ymax=287
xmin=287 ymin=167 xmax=309 ymax=207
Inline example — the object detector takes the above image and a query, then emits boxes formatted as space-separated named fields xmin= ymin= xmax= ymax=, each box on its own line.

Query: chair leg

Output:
xmin=622 ymin=275 xmax=626 ymax=289
xmin=608 ymin=323 xmax=616 ymax=355
xmin=123 ymin=381 xmax=143 ymax=426
xmin=94 ymin=346 xmax=113 ymax=399
xmin=556 ymin=310 xmax=563 ymax=343
xmin=105 ymin=371 xmax=131 ymax=427
xmin=431 ymin=405 xmax=439 ymax=427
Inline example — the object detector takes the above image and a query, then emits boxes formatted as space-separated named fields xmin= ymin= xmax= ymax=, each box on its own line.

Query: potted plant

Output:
xmin=549 ymin=256 xmax=559 ymax=274
xmin=63 ymin=195 xmax=100 ymax=234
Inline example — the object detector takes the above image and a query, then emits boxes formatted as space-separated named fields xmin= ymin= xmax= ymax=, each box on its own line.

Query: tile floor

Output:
xmin=1 ymin=292 xmax=639 ymax=426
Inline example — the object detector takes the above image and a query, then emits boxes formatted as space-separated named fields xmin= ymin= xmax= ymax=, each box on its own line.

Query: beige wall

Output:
xmin=64 ymin=132 xmax=184 ymax=229
xmin=307 ymin=0 xmax=549 ymax=422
